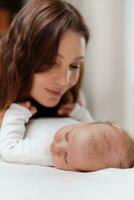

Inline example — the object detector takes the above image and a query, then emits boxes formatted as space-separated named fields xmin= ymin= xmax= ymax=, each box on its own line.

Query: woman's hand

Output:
xmin=57 ymin=89 xmax=87 ymax=116
xmin=19 ymin=101 xmax=37 ymax=115
xmin=57 ymin=102 xmax=75 ymax=116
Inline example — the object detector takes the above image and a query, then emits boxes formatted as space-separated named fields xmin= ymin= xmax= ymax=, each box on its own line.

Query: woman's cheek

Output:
xmin=69 ymin=72 xmax=80 ymax=87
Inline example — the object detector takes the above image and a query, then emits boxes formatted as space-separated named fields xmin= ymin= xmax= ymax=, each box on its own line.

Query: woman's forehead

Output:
xmin=58 ymin=31 xmax=86 ymax=56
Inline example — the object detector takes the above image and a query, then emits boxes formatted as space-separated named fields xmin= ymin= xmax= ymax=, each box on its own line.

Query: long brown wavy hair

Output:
xmin=0 ymin=0 xmax=89 ymax=111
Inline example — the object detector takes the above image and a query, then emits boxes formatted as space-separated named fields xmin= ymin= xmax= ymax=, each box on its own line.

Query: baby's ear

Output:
xmin=131 ymin=152 xmax=134 ymax=167
xmin=130 ymin=160 xmax=134 ymax=168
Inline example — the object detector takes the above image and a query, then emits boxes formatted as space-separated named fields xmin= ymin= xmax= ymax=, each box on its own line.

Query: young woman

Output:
xmin=0 ymin=0 xmax=93 ymax=125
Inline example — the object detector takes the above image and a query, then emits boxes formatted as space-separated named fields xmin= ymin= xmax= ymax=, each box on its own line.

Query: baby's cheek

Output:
xmin=52 ymin=155 xmax=68 ymax=170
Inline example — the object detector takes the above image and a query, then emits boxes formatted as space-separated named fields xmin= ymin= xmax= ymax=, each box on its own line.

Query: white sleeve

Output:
xmin=0 ymin=103 xmax=53 ymax=166
xmin=0 ymin=103 xmax=33 ymax=163
xmin=69 ymin=103 xmax=94 ymax=123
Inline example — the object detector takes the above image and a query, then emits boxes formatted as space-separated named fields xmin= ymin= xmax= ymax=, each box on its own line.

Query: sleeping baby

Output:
xmin=0 ymin=102 xmax=134 ymax=172
xmin=51 ymin=122 xmax=134 ymax=171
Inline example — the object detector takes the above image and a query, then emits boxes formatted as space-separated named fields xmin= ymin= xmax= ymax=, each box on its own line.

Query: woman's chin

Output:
xmin=39 ymin=98 xmax=61 ymax=107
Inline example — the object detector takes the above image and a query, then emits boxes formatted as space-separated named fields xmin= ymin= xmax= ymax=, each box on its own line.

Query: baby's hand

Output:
xmin=19 ymin=101 xmax=37 ymax=115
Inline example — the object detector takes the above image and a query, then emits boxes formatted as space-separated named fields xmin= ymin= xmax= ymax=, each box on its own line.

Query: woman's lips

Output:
xmin=45 ymin=88 xmax=62 ymax=96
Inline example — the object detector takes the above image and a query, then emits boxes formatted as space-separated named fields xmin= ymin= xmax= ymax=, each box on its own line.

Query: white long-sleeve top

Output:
xmin=69 ymin=103 xmax=93 ymax=122
xmin=0 ymin=103 xmax=93 ymax=166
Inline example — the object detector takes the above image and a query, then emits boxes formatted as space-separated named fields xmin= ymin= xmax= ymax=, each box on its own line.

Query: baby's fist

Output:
xmin=20 ymin=101 xmax=37 ymax=115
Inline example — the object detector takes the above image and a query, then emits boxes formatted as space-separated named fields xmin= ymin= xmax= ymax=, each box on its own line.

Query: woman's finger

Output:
xmin=58 ymin=107 xmax=73 ymax=115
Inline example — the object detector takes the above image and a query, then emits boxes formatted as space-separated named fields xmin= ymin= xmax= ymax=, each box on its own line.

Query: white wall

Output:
xmin=82 ymin=0 xmax=124 ymax=125
xmin=123 ymin=0 xmax=134 ymax=133
xmin=67 ymin=0 xmax=133 ymax=132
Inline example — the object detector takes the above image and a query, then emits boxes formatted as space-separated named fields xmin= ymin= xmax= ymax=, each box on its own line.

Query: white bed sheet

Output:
xmin=0 ymin=160 xmax=134 ymax=200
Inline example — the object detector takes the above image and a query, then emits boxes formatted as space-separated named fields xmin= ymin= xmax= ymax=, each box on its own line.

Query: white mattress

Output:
xmin=0 ymin=160 xmax=134 ymax=200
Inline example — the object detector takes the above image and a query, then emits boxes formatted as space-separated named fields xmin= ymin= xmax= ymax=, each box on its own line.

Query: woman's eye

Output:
xmin=70 ymin=65 xmax=80 ymax=70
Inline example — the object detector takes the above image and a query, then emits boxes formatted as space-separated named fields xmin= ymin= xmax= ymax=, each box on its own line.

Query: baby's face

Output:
xmin=50 ymin=123 xmax=112 ymax=171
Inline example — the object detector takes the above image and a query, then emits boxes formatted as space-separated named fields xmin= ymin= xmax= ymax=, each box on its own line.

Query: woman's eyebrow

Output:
xmin=58 ymin=53 xmax=84 ymax=61
xmin=74 ymin=56 xmax=84 ymax=61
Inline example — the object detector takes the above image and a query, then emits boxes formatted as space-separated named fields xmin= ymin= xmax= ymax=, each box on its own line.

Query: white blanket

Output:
xmin=0 ymin=117 xmax=134 ymax=200
xmin=0 ymin=160 xmax=134 ymax=200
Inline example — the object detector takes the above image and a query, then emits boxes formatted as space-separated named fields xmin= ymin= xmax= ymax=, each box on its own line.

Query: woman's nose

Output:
xmin=55 ymin=68 xmax=71 ymax=87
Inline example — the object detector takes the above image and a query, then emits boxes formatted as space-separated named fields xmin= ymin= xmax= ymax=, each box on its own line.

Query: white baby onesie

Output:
xmin=0 ymin=104 xmax=81 ymax=166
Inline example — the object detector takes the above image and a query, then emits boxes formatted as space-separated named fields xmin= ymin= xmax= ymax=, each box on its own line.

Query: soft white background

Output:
xmin=67 ymin=0 xmax=134 ymax=133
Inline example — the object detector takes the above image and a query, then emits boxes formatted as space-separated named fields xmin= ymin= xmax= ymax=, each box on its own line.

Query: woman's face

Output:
xmin=30 ymin=30 xmax=86 ymax=107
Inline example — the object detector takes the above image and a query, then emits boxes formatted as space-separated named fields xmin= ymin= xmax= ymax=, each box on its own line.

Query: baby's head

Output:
xmin=50 ymin=122 xmax=134 ymax=171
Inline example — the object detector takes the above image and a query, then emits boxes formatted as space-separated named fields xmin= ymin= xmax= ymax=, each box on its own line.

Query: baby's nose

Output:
xmin=51 ymin=141 xmax=67 ymax=155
